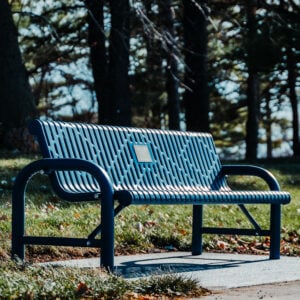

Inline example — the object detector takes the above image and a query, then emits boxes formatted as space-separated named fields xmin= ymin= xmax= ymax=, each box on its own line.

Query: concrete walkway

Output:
xmin=49 ymin=251 xmax=300 ymax=292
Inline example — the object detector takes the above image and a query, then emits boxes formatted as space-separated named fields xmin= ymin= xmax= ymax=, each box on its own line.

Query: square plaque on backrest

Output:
xmin=133 ymin=144 xmax=153 ymax=163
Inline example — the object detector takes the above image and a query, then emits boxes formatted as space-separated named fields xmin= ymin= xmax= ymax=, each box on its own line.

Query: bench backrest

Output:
xmin=30 ymin=120 xmax=226 ymax=201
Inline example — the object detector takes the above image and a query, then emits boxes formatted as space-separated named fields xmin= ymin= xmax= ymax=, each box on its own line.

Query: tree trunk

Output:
xmin=161 ymin=0 xmax=180 ymax=130
xmin=265 ymin=90 xmax=272 ymax=159
xmin=245 ymin=73 xmax=260 ymax=160
xmin=183 ymin=0 xmax=209 ymax=132
xmin=0 ymin=0 xmax=36 ymax=137
xmin=245 ymin=1 xmax=259 ymax=160
xmin=106 ymin=0 xmax=131 ymax=126
xmin=287 ymin=45 xmax=299 ymax=157
xmin=142 ymin=0 xmax=164 ymax=129
xmin=86 ymin=0 xmax=109 ymax=124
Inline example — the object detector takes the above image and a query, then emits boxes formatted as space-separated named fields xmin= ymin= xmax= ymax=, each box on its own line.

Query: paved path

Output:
xmin=48 ymin=252 xmax=300 ymax=298
xmin=200 ymin=280 xmax=300 ymax=300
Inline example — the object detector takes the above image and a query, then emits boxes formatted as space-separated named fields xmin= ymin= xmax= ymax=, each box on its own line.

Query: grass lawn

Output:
xmin=0 ymin=151 xmax=299 ymax=298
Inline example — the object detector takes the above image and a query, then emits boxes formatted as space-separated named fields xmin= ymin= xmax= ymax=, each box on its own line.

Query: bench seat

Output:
xmin=120 ymin=189 xmax=290 ymax=205
xmin=11 ymin=120 xmax=291 ymax=270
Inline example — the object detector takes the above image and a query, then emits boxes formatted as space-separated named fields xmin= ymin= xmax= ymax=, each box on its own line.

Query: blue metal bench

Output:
xmin=11 ymin=119 xmax=291 ymax=270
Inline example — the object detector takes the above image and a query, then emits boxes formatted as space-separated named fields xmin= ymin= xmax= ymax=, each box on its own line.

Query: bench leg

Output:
xmin=11 ymin=197 xmax=25 ymax=260
xmin=100 ymin=195 xmax=115 ymax=271
xmin=269 ymin=204 xmax=281 ymax=259
xmin=11 ymin=171 xmax=27 ymax=260
xmin=192 ymin=205 xmax=203 ymax=255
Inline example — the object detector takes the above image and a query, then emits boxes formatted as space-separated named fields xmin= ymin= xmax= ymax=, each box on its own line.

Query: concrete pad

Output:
xmin=46 ymin=252 xmax=300 ymax=290
xmin=202 ymin=281 xmax=300 ymax=300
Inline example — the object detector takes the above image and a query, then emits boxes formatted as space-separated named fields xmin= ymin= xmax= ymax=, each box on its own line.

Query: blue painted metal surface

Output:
xmin=11 ymin=120 xmax=291 ymax=270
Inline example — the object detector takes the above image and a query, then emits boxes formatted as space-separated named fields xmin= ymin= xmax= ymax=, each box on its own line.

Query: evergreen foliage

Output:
xmin=3 ymin=0 xmax=300 ymax=158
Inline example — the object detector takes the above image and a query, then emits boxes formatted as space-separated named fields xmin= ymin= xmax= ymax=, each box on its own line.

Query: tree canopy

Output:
xmin=1 ymin=0 xmax=299 ymax=159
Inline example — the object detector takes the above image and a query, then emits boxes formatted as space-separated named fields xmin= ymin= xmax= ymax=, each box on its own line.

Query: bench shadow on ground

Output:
xmin=114 ymin=254 xmax=268 ymax=278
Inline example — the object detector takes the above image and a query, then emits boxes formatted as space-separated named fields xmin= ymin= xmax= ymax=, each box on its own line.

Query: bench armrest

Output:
xmin=13 ymin=158 xmax=114 ymax=202
xmin=221 ymin=165 xmax=281 ymax=191
xmin=12 ymin=158 xmax=115 ymax=267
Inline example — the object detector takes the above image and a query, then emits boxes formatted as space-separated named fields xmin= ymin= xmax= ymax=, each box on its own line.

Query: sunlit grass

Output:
xmin=0 ymin=152 xmax=299 ymax=298
xmin=0 ymin=153 xmax=299 ymax=260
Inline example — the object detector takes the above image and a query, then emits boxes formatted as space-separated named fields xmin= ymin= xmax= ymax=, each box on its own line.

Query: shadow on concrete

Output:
xmin=114 ymin=253 xmax=268 ymax=278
